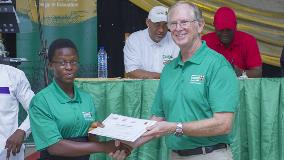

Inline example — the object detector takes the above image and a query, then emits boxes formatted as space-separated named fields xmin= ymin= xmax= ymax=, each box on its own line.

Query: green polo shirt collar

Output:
xmin=175 ymin=41 xmax=208 ymax=67
xmin=52 ymin=79 xmax=82 ymax=104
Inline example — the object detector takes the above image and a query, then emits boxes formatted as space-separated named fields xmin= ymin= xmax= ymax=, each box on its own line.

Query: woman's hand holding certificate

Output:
xmin=88 ymin=114 xmax=156 ymax=142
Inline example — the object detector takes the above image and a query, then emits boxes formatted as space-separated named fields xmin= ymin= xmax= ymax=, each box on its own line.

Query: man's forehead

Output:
xmin=152 ymin=21 xmax=167 ymax=25
xmin=169 ymin=12 xmax=194 ymax=21
xmin=169 ymin=5 xmax=194 ymax=20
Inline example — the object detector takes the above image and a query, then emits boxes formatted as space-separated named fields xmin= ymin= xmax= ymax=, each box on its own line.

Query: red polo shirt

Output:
xmin=202 ymin=31 xmax=262 ymax=70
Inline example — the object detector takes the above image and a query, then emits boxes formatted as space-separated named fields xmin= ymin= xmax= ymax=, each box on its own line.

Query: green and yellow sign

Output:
xmin=16 ymin=0 xmax=98 ymax=92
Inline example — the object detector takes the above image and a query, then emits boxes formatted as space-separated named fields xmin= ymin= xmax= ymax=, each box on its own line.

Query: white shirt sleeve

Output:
xmin=15 ymin=70 xmax=34 ymax=138
xmin=123 ymin=34 xmax=142 ymax=73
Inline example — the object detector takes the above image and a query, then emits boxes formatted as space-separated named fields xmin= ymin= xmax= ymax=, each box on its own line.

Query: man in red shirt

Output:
xmin=202 ymin=7 xmax=262 ymax=78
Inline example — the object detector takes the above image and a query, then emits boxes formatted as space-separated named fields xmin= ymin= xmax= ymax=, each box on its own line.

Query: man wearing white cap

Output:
xmin=124 ymin=6 xmax=179 ymax=79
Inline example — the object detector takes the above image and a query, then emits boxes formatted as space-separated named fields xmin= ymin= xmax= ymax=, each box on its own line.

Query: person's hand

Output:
xmin=5 ymin=129 xmax=26 ymax=159
xmin=104 ymin=140 xmax=132 ymax=154
xmin=109 ymin=150 xmax=127 ymax=160
xmin=103 ymin=140 xmax=118 ymax=154
xmin=88 ymin=121 xmax=104 ymax=142
xmin=88 ymin=121 xmax=104 ymax=132
xmin=117 ymin=142 xmax=132 ymax=156
xmin=142 ymin=121 xmax=175 ymax=137
xmin=115 ymin=139 xmax=136 ymax=148
xmin=109 ymin=141 xmax=133 ymax=160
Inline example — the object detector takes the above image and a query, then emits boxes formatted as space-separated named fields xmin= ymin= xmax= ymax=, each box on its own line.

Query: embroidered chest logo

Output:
xmin=82 ymin=112 xmax=93 ymax=121
xmin=190 ymin=75 xmax=205 ymax=84
xmin=162 ymin=55 xmax=174 ymax=65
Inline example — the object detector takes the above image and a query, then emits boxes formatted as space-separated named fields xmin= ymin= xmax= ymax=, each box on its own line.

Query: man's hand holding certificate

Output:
xmin=89 ymin=114 xmax=156 ymax=142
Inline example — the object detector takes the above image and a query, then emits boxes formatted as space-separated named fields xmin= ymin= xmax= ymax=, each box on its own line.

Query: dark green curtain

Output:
xmin=231 ymin=78 xmax=284 ymax=160
xmin=75 ymin=78 xmax=284 ymax=160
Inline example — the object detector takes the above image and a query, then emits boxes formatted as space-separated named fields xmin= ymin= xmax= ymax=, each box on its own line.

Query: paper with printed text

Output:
xmin=89 ymin=113 xmax=156 ymax=142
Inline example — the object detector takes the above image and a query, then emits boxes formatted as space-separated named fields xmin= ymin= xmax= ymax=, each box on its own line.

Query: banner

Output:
xmin=16 ymin=0 xmax=97 ymax=92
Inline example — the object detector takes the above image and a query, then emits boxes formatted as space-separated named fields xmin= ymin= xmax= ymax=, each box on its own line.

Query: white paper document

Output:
xmin=89 ymin=113 xmax=156 ymax=142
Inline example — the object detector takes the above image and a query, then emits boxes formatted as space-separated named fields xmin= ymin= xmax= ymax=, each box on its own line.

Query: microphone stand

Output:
xmin=35 ymin=0 xmax=49 ymax=86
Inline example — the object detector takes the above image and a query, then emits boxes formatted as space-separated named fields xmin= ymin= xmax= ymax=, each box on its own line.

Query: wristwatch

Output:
xmin=174 ymin=122 xmax=183 ymax=136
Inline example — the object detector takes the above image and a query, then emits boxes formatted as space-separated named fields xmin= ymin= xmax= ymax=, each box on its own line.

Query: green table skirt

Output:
xmin=74 ymin=78 xmax=284 ymax=160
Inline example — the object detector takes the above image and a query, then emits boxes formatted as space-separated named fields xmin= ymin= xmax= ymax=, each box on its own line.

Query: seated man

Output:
xmin=202 ymin=7 xmax=262 ymax=78
xmin=124 ymin=6 xmax=179 ymax=79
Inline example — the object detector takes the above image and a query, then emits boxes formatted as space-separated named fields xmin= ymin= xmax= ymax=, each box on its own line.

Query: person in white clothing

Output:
xmin=0 ymin=64 xmax=34 ymax=160
xmin=124 ymin=6 xmax=179 ymax=79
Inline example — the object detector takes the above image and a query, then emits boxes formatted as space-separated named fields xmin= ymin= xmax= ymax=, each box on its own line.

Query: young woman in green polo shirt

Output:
xmin=29 ymin=39 xmax=130 ymax=160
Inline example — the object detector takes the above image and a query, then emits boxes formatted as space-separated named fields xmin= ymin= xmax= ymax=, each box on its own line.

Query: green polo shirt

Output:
xmin=151 ymin=41 xmax=239 ymax=150
xmin=29 ymin=80 xmax=96 ymax=151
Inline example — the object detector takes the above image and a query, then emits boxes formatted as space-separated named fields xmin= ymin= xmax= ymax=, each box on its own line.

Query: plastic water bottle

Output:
xmin=97 ymin=46 xmax=108 ymax=78
xmin=0 ymin=40 xmax=7 ymax=57
xmin=0 ymin=40 xmax=4 ymax=51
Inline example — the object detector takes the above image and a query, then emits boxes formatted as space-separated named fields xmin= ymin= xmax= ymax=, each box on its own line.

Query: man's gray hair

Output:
xmin=168 ymin=1 xmax=203 ymax=21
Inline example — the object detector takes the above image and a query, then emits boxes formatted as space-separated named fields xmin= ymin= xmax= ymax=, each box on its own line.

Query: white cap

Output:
xmin=148 ymin=6 xmax=168 ymax=23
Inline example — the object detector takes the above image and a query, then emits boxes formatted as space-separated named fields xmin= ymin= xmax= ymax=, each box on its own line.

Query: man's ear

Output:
xmin=197 ymin=19 xmax=205 ymax=34
xmin=146 ymin=18 xmax=150 ymax=28
xmin=48 ymin=62 xmax=53 ymax=70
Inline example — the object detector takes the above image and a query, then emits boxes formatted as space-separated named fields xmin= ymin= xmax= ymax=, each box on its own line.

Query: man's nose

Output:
xmin=158 ymin=27 xmax=166 ymax=34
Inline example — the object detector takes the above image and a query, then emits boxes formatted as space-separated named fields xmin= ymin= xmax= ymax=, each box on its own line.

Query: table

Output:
xmin=24 ymin=78 xmax=284 ymax=160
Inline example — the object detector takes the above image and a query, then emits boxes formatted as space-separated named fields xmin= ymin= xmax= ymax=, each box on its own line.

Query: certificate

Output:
xmin=88 ymin=113 xmax=156 ymax=142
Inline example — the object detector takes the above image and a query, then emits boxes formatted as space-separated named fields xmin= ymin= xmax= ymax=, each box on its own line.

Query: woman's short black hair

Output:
xmin=48 ymin=38 xmax=78 ymax=62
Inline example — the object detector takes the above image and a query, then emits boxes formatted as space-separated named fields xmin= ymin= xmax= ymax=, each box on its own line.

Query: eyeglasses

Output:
xmin=52 ymin=60 xmax=79 ymax=67
xmin=168 ymin=19 xmax=197 ymax=31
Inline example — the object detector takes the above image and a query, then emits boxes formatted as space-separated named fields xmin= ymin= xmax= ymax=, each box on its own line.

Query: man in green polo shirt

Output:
xmin=123 ymin=2 xmax=239 ymax=160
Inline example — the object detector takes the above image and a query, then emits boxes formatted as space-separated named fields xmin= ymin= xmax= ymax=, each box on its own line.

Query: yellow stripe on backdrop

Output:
xmin=129 ymin=0 xmax=284 ymax=67
xmin=261 ymin=54 xmax=281 ymax=67
xmin=17 ymin=0 xmax=97 ymax=26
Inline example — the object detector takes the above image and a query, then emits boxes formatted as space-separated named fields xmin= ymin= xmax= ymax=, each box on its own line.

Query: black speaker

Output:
xmin=0 ymin=1 xmax=19 ymax=33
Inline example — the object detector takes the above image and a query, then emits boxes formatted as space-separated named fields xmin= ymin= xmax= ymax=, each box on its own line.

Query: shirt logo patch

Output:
xmin=190 ymin=75 xmax=205 ymax=84
xmin=163 ymin=55 xmax=174 ymax=65
xmin=0 ymin=87 xmax=10 ymax=94
xmin=82 ymin=112 xmax=93 ymax=121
